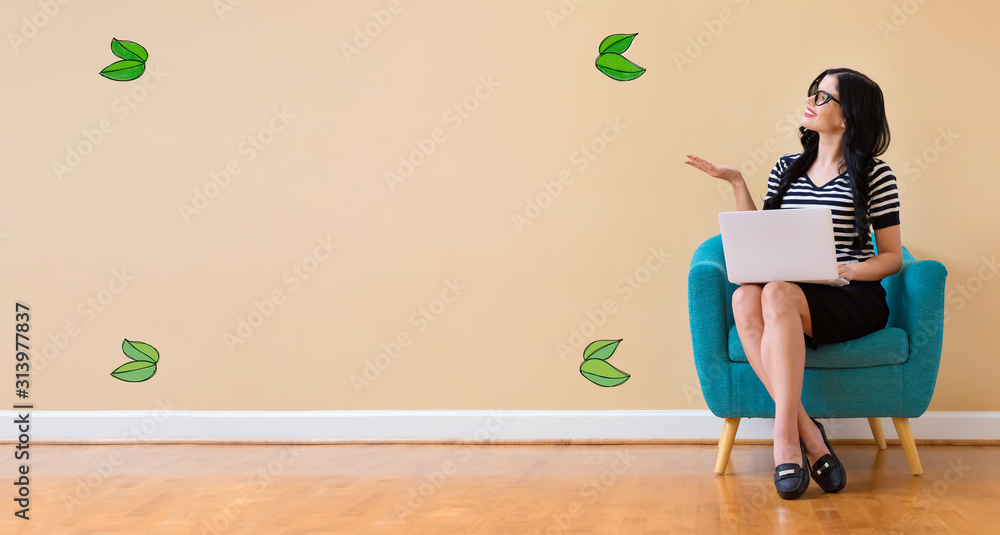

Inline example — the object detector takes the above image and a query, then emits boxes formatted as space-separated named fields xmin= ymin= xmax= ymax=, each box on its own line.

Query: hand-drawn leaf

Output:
xmin=598 ymin=33 xmax=637 ymax=55
xmin=582 ymin=339 xmax=622 ymax=361
xmin=100 ymin=59 xmax=145 ymax=82
xmin=123 ymin=339 xmax=159 ymax=363
xmin=580 ymin=358 xmax=630 ymax=387
xmin=111 ymin=361 xmax=157 ymax=382
xmin=111 ymin=38 xmax=148 ymax=62
xmin=595 ymin=53 xmax=645 ymax=82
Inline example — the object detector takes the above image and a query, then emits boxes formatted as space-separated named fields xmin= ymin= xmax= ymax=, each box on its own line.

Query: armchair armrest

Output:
xmin=688 ymin=236 xmax=737 ymax=415
xmin=884 ymin=259 xmax=948 ymax=416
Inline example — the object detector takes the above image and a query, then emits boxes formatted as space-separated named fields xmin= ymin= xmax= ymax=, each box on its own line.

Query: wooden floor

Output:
xmin=2 ymin=443 xmax=998 ymax=534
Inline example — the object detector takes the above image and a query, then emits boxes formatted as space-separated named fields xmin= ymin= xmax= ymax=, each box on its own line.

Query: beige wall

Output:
xmin=3 ymin=0 xmax=997 ymax=412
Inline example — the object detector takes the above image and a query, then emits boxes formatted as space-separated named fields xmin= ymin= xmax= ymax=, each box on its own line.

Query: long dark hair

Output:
xmin=763 ymin=68 xmax=890 ymax=249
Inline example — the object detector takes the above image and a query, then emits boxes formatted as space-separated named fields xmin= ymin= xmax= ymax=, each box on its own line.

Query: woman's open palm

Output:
xmin=685 ymin=154 xmax=741 ymax=184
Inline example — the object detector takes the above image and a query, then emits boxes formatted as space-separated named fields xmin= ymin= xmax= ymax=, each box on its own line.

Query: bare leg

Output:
xmin=732 ymin=283 xmax=830 ymax=467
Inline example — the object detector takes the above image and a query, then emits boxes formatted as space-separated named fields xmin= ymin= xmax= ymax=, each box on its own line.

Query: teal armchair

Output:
xmin=687 ymin=235 xmax=947 ymax=475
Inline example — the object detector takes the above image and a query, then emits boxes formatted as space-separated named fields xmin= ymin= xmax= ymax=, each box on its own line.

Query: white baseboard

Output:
xmin=2 ymin=410 xmax=998 ymax=443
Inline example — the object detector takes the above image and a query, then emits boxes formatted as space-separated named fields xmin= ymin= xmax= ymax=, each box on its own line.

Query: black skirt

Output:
xmin=792 ymin=280 xmax=890 ymax=350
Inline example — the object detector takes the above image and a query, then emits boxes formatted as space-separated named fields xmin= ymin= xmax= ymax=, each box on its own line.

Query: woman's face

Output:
xmin=800 ymin=74 xmax=845 ymax=134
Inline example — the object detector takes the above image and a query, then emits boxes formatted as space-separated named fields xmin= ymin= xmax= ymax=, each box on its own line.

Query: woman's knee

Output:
xmin=760 ymin=282 xmax=800 ymax=318
xmin=732 ymin=285 xmax=763 ymax=320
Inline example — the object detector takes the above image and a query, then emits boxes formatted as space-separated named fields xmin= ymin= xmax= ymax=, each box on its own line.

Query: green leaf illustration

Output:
xmin=595 ymin=53 xmax=645 ymax=82
xmin=598 ymin=33 xmax=637 ymax=55
xmin=580 ymin=358 xmax=630 ymax=387
xmin=111 ymin=360 xmax=157 ymax=382
xmin=582 ymin=339 xmax=622 ymax=361
xmin=123 ymin=339 xmax=159 ymax=363
xmin=111 ymin=38 xmax=148 ymax=62
xmin=100 ymin=59 xmax=146 ymax=82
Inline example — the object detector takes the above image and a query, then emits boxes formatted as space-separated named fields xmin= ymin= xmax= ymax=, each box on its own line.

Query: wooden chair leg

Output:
xmin=891 ymin=417 xmax=923 ymax=475
xmin=869 ymin=417 xmax=887 ymax=450
xmin=715 ymin=418 xmax=740 ymax=475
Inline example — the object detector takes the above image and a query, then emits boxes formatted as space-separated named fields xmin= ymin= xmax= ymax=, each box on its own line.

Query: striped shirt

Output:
xmin=764 ymin=153 xmax=901 ymax=264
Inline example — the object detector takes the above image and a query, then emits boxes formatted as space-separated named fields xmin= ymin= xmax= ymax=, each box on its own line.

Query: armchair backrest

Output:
xmin=872 ymin=233 xmax=915 ymax=331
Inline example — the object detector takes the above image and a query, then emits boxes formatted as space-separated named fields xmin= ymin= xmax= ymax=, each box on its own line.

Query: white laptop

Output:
xmin=718 ymin=207 xmax=849 ymax=286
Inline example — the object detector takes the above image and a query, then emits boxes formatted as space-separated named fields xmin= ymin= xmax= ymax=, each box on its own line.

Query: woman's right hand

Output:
xmin=684 ymin=154 xmax=743 ymax=185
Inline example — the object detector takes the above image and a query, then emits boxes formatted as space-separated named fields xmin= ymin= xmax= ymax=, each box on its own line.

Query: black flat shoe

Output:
xmin=809 ymin=417 xmax=847 ymax=493
xmin=774 ymin=439 xmax=809 ymax=500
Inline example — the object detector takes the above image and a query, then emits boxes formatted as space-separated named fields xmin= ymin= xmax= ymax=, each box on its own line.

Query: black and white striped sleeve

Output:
xmin=868 ymin=160 xmax=900 ymax=229
xmin=764 ymin=153 xmax=797 ymax=203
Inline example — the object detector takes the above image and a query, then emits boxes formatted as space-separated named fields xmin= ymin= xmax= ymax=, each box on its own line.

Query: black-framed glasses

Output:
xmin=810 ymin=89 xmax=840 ymax=107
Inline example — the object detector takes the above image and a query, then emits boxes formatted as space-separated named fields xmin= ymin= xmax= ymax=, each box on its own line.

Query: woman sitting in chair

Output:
xmin=684 ymin=67 xmax=902 ymax=499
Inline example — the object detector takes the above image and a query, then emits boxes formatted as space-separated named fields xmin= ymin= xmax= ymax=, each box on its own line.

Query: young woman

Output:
xmin=684 ymin=68 xmax=902 ymax=499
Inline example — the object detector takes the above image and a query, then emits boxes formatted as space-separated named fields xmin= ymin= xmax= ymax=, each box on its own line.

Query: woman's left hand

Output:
xmin=837 ymin=263 xmax=856 ymax=282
